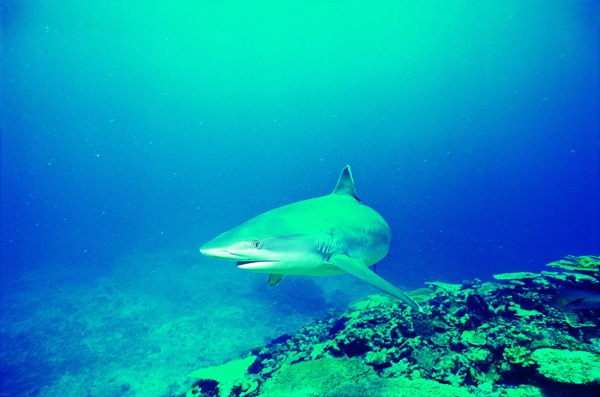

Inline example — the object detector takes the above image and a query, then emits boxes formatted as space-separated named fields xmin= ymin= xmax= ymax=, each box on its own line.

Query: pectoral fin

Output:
xmin=329 ymin=254 xmax=423 ymax=313
xmin=268 ymin=274 xmax=285 ymax=286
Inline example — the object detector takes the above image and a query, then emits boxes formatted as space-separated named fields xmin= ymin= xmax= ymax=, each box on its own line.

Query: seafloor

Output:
xmin=1 ymin=255 xmax=599 ymax=397
xmin=174 ymin=255 xmax=600 ymax=397
xmin=0 ymin=249 xmax=373 ymax=396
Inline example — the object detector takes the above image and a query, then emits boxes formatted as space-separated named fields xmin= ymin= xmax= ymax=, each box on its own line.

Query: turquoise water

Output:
xmin=1 ymin=2 xmax=599 ymax=396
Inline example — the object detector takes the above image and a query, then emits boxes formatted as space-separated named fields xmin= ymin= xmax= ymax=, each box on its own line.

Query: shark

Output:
xmin=200 ymin=165 xmax=423 ymax=312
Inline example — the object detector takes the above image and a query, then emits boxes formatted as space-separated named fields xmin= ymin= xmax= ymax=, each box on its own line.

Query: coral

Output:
xmin=411 ymin=346 xmax=439 ymax=373
xmin=348 ymin=295 xmax=393 ymax=312
xmin=465 ymin=293 xmax=493 ymax=318
xmin=430 ymin=332 xmax=450 ymax=347
xmin=542 ymin=271 xmax=599 ymax=284
xmin=503 ymin=346 xmax=534 ymax=368
xmin=412 ymin=316 xmax=436 ymax=338
xmin=466 ymin=347 xmax=491 ymax=364
xmin=188 ymin=355 xmax=257 ymax=397
xmin=426 ymin=281 xmax=463 ymax=293
xmin=316 ymin=374 xmax=475 ymax=397
xmin=364 ymin=350 xmax=388 ymax=367
xmin=183 ymin=380 xmax=219 ymax=397
xmin=503 ymin=385 xmax=544 ymax=397
xmin=493 ymin=272 xmax=540 ymax=281
xmin=477 ymin=282 xmax=503 ymax=295
xmin=461 ymin=330 xmax=487 ymax=346
xmin=508 ymin=302 xmax=542 ymax=318
xmin=531 ymin=348 xmax=600 ymax=384
xmin=546 ymin=255 xmax=600 ymax=274
xmin=380 ymin=377 xmax=473 ymax=397
xmin=324 ymin=380 xmax=389 ymax=397
xmin=258 ymin=357 xmax=377 ymax=397
xmin=174 ymin=254 xmax=600 ymax=397
xmin=409 ymin=288 xmax=437 ymax=302
xmin=564 ymin=312 xmax=597 ymax=329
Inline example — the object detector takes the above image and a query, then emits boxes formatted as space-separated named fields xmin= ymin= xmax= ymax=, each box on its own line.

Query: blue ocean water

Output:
xmin=1 ymin=1 xmax=599 ymax=396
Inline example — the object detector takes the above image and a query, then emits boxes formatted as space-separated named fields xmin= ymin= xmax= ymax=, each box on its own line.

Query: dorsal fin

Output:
xmin=332 ymin=165 xmax=359 ymax=200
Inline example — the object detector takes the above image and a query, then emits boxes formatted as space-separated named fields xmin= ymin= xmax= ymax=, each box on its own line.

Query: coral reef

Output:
xmin=531 ymin=348 xmax=600 ymax=384
xmin=175 ymin=255 xmax=600 ymax=397
xmin=546 ymin=255 xmax=600 ymax=274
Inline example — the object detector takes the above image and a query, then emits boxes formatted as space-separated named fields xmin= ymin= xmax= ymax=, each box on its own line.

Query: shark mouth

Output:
xmin=237 ymin=260 xmax=279 ymax=270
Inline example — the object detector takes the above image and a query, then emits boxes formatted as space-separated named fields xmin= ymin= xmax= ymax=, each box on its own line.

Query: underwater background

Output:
xmin=1 ymin=1 xmax=599 ymax=396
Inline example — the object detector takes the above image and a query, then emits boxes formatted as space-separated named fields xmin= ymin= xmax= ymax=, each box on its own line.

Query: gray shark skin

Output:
xmin=200 ymin=165 xmax=423 ymax=313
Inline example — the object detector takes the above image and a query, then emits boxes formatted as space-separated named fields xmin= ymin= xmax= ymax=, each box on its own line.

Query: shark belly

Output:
xmin=237 ymin=259 xmax=345 ymax=276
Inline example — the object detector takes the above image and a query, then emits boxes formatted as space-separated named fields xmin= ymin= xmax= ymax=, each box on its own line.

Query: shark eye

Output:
xmin=251 ymin=240 xmax=261 ymax=249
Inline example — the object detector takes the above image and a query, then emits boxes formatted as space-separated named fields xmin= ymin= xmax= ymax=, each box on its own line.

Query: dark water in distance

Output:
xmin=2 ymin=1 xmax=599 ymax=287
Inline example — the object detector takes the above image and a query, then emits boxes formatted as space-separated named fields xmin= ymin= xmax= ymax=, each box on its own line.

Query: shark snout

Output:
xmin=199 ymin=243 xmax=238 ymax=260
xmin=200 ymin=237 xmax=258 ymax=261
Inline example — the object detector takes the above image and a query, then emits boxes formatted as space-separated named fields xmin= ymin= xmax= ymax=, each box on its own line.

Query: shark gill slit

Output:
xmin=317 ymin=231 xmax=335 ymax=256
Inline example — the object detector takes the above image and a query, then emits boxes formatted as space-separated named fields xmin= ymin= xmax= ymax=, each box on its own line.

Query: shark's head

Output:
xmin=199 ymin=230 xmax=271 ymax=263
xmin=199 ymin=165 xmax=371 ymax=275
xmin=200 ymin=241 xmax=281 ymax=269
xmin=199 ymin=211 xmax=330 ymax=274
